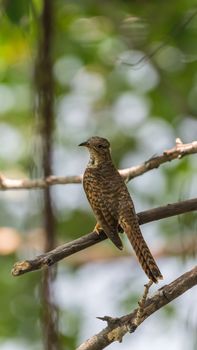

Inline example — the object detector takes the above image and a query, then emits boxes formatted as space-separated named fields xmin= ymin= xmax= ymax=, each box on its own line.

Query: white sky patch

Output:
xmin=0 ymin=84 xmax=30 ymax=113
xmin=52 ymin=184 xmax=85 ymax=211
xmin=120 ymin=149 xmax=146 ymax=169
xmin=71 ymin=68 xmax=106 ymax=100
xmin=137 ymin=118 xmax=175 ymax=155
xmin=12 ymin=85 xmax=30 ymax=111
xmin=0 ymin=124 xmax=24 ymax=161
xmin=119 ymin=50 xmax=159 ymax=92
xmin=128 ymin=169 xmax=166 ymax=198
xmin=113 ymin=93 xmax=149 ymax=130
xmin=52 ymin=147 xmax=86 ymax=210
xmin=53 ymin=146 xmax=86 ymax=175
xmin=0 ymin=85 xmax=15 ymax=113
xmin=178 ymin=116 xmax=197 ymax=141
xmin=0 ymin=340 xmax=38 ymax=350
xmin=53 ymin=55 xmax=82 ymax=86
xmin=57 ymin=94 xmax=91 ymax=132
xmin=57 ymin=69 xmax=107 ymax=133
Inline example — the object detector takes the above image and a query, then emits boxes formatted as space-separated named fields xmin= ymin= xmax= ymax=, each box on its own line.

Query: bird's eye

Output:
xmin=97 ymin=144 xmax=103 ymax=148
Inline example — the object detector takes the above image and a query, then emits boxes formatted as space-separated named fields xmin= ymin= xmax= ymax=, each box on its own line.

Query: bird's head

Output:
xmin=78 ymin=136 xmax=111 ymax=164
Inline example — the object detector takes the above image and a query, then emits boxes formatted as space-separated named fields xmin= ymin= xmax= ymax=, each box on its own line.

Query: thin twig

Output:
xmin=12 ymin=197 xmax=197 ymax=276
xmin=1 ymin=139 xmax=197 ymax=190
xmin=134 ymin=280 xmax=153 ymax=326
xmin=120 ymin=9 xmax=197 ymax=69
xmin=77 ymin=266 xmax=197 ymax=350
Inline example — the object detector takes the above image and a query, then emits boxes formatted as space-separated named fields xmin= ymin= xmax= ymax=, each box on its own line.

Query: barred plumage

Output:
xmin=79 ymin=136 xmax=163 ymax=283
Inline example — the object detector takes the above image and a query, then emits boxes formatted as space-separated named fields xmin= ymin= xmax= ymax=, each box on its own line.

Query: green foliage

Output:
xmin=0 ymin=256 xmax=41 ymax=340
xmin=0 ymin=0 xmax=196 ymax=349
xmin=3 ymin=0 xmax=30 ymax=25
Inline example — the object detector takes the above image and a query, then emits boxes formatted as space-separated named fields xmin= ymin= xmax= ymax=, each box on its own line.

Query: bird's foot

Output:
xmin=134 ymin=280 xmax=153 ymax=326
xmin=94 ymin=222 xmax=102 ymax=235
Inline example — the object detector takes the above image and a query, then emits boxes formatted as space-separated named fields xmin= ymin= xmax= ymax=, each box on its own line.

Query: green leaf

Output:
xmin=4 ymin=0 xmax=30 ymax=25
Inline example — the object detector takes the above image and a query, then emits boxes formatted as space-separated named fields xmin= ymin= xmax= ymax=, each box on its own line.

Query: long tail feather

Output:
xmin=121 ymin=218 xmax=163 ymax=283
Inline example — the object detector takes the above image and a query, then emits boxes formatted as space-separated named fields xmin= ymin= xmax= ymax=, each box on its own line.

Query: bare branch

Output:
xmin=49 ymin=235 xmax=197 ymax=267
xmin=120 ymin=138 xmax=197 ymax=182
xmin=76 ymin=266 xmax=197 ymax=350
xmin=0 ymin=175 xmax=82 ymax=190
xmin=12 ymin=197 xmax=197 ymax=276
xmin=1 ymin=139 xmax=197 ymax=190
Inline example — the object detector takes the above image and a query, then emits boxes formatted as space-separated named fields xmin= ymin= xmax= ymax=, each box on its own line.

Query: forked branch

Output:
xmin=76 ymin=266 xmax=197 ymax=350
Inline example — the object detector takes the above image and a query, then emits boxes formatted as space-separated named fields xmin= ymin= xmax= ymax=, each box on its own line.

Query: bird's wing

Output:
xmin=83 ymin=170 xmax=123 ymax=249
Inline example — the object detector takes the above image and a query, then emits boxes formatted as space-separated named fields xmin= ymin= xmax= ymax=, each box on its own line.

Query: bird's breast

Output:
xmin=83 ymin=165 xmax=127 ymax=201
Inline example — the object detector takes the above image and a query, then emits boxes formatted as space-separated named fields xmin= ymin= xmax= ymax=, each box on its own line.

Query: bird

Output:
xmin=79 ymin=136 xmax=163 ymax=283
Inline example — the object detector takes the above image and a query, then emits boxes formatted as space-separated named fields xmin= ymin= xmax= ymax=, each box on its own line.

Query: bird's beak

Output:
xmin=78 ymin=141 xmax=88 ymax=147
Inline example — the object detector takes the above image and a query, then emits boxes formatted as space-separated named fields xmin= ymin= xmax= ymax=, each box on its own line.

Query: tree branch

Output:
xmin=120 ymin=138 xmax=197 ymax=182
xmin=1 ymin=138 xmax=197 ymax=190
xmin=11 ymin=197 xmax=197 ymax=276
xmin=54 ymin=235 xmax=197 ymax=266
xmin=76 ymin=266 xmax=197 ymax=350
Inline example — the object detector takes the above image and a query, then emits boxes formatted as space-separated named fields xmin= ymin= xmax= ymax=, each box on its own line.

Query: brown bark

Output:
xmin=35 ymin=1 xmax=59 ymax=349
xmin=0 ymin=139 xmax=197 ymax=190
xmin=12 ymin=197 xmax=197 ymax=276
xmin=77 ymin=266 xmax=197 ymax=350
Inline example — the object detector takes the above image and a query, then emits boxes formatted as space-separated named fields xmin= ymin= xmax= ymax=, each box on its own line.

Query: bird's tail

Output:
xmin=120 ymin=218 xmax=163 ymax=283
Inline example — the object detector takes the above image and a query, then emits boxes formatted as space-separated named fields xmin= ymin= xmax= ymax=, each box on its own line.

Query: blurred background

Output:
xmin=0 ymin=1 xmax=197 ymax=349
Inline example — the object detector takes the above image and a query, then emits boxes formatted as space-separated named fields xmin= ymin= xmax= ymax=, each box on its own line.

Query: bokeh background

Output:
xmin=0 ymin=1 xmax=197 ymax=349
